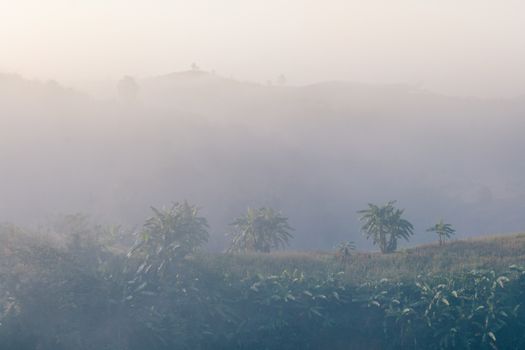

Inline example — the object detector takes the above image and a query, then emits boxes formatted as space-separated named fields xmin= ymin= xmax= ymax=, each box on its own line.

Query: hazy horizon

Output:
xmin=2 ymin=0 xmax=525 ymax=98
xmin=2 ymin=68 xmax=525 ymax=251
xmin=2 ymin=1 xmax=525 ymax=251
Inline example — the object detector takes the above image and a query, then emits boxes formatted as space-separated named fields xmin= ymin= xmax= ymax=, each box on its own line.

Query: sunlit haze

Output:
xmin=2 ymin=0 xmax=525 ymax=97
xmin=3 ymin=2 xmax=525 ymax=348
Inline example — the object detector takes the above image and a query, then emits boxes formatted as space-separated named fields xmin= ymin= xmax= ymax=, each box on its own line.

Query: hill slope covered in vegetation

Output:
xmin=1 ymin=221 xmax=524 ymax=349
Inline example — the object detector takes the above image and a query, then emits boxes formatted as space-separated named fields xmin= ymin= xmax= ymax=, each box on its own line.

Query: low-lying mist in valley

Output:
xmin=1 ymin=70 xmax=525 ymax=250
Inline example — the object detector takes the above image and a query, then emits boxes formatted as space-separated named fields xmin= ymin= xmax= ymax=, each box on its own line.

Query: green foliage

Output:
xmin=365 ymin=268 xmax=525 ymax=349
xmin=129 ymin=201 xmax=209 ymax=273
xmin=358 ymin=201 xmax=414 ymax=253
xmin=2 ymin=216 xmax=525 ymax=350
xmin=335 ymin=241 xmax=356 ymax=264
xmin=123 ymin=201 xmax=209 ymax=324
xmin=427 ymin=220 xmax=456 ymax=246
xmin=228 ymin=207 xmax=293 ymax=253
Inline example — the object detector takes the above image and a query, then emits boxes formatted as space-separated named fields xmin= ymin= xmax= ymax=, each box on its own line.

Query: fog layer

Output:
xmin=1 ymin=71 xmax=524 ymax=250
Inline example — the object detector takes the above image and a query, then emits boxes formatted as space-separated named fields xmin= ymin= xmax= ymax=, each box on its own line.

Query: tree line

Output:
xmin=135 ymin=200 xmax=455 ymax=262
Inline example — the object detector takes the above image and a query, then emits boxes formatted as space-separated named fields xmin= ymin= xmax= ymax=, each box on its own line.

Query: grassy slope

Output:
xmin=3 ymin=224 xmax=523 ymax=283
xmin=1 ymin=226 xmax=525 ymax=349
xmin=196 ymin=233 xmax=525 ymax=283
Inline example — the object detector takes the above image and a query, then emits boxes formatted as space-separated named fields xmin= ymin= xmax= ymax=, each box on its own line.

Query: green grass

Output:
xmin=4 ymin=222 xmax=524 ymax=283
xmin=194 ymin=233 xmax=525 ymax=283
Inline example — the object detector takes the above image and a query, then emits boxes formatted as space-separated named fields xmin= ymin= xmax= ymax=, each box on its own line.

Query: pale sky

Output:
xmin=1 ymin=0 xmax=525 ymax=97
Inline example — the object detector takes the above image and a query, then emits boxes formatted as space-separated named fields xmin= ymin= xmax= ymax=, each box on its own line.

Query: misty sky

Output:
xmin=1 ymin=0 xmax=525 ymax=97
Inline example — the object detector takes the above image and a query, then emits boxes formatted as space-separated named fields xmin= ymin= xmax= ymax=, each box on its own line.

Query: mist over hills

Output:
xmin=1 ymin=71 xmax=524 ymax=250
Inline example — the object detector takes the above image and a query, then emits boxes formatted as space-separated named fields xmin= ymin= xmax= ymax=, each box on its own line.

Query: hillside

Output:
xmin=197 ymin=233 xmax=525 ymax=283
xmin=1 ymin=222 xmax=525 ymax=349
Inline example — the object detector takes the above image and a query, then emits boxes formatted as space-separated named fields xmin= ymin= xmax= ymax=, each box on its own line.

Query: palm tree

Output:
xmin=358 ymin=201 xmax=414 ymax=253
xmin=427 ymin=219 xmax=455 ymax=246
xmin=228 ymin=207 xmax=293 ymax=253
xmin=335 ymin=241 xmax=356 ymax=264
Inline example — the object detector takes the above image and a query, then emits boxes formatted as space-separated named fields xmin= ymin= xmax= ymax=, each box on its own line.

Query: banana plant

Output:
xmin=358 ymin=201 xmax=414 ymax=253
xmin=227 ymin=207 xmax=293 ymax=253
xmin=335 ymin=241 xmax=356 ymax=265
xmin=427 ymin=220 xmax=456 ymax=246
